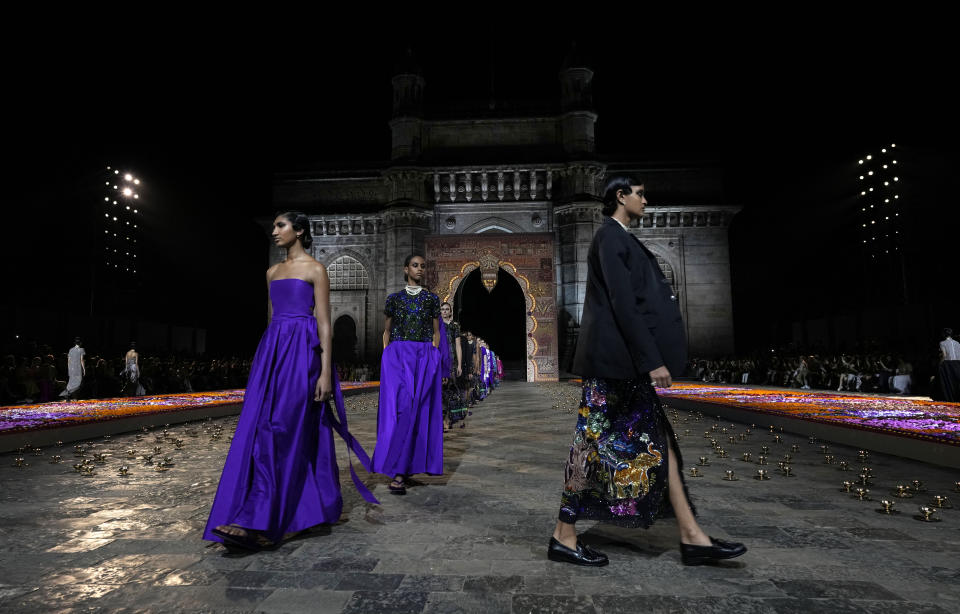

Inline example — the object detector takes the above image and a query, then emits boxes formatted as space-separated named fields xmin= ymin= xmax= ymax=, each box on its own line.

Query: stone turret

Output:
xmin=390 ymin=48 xmax=425 ymax=160
xmin=558 ymin=43 xmax=597 ymax=156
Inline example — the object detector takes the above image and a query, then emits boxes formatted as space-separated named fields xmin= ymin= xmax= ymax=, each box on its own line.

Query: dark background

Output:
xmin=4 ymin=27 xmax=957 ymax=360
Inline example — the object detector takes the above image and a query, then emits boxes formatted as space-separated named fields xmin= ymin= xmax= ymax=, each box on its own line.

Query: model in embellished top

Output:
xmin=372 ymin=254 xmax=444 ymax=495
xmin=440 ymin=302 xmax=467 ymax=430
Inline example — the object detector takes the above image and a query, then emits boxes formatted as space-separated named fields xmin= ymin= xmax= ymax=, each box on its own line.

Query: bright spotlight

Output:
xmin=114 ymin=170 xmax=119 ymax=175
xmin=122 ymin=187 xmax=133 ymax=196
xmin=133 ymin=179 xmax=140 ymax=185
xmin=866 ymin=155 xmax=872 ymax=160
xmin=133 ymin=194 xmax=139 ymax=199
xmin=124 ymin=174 xmax=133 ymax=181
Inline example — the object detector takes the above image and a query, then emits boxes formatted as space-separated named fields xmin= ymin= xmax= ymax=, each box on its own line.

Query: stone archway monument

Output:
xmin=425 ymin=233 xmax=558 ymax=382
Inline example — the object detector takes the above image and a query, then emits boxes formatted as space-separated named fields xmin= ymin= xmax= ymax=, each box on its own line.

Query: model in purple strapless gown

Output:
xmin=204 ymin=278 xmax=376 ymax=546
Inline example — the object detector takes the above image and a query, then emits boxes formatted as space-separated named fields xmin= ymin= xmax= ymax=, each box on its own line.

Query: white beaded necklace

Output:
xmin=404 ymin=285 xmax=423 ymax=296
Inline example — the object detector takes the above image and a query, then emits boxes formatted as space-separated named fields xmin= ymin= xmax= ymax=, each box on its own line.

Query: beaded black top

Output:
xmin=385 ymin=290 xmax=440 ymax=342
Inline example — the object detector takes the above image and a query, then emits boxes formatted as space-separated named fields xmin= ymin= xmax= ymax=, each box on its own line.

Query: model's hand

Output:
xmin=457 ymin=365 xmax=462 ymax=377
xmin=649 ymin=366 xmax=672 ymax=388
xmin=314 ymin=374 xmax=333 ymax=403
xmin=432 ymin=334 xmax=440 ymax=349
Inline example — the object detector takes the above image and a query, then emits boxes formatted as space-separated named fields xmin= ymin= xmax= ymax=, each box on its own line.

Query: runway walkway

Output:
xmin=1 ymin=381 xmax=958 ymax=613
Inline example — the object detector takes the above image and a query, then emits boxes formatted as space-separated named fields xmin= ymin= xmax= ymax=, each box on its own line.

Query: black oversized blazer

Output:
xmin=572 ymin=216 xmax=687 ymax=380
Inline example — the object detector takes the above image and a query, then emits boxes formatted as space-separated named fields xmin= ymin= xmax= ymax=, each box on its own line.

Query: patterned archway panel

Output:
xmin=425 ymin=233 xmax=558 ymax=382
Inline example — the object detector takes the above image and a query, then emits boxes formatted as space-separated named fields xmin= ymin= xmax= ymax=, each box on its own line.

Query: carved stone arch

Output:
xmin=462 ymin=217 xmax=524 ymax=234
xmin=644 ymin=245 xmax=678 ymax=290
xmin=641 ymin=240 xmax=687 ymax=325
xmin=318 ymin=248 xmax=374 ymax=288
xmin=443 ymin=260 xmax=539 ymax=382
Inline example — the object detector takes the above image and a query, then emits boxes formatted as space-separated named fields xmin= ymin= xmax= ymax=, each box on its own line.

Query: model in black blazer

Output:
xmin=572 ymin=216 xmax=686 ymax=380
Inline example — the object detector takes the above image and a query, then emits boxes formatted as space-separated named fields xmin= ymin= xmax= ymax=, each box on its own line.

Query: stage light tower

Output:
xmin=856 ymin=144 xmax=907 ymax=301
xmin=102 ymin=166 xmax=142 ymax=278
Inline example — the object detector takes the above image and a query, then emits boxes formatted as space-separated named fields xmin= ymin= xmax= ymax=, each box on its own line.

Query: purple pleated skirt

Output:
xmin=372 ymin=340 xmax=444 ymax=477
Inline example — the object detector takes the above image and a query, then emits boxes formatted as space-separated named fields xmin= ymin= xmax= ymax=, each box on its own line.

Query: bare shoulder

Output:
xmin=311 ymin=260 xmax=328 ymax=281
xmin=266 ymin=262 xmax=282 ymax=282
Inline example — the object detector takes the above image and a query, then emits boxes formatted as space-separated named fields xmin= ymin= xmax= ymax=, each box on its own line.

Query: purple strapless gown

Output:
xmin=203 ymin=278 xmax=375 ymax=544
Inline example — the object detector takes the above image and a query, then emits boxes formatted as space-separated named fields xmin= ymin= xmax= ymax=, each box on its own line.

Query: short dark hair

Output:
xmin=601 ymin=174 xmax=644 ymax=216
xmin=276 ymin=211 xmax=314 ymax=249
xmin=945 ymin=328 xmax=954 ymax=338
xmin=74 ymin=337 xmax=82 ymax=345
xmin=403 ymin=252 xmax=426 ymax=282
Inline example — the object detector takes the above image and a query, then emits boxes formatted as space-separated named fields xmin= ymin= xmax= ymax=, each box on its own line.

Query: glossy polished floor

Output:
xmin=1 ymin=381 xmax=958 ymax=613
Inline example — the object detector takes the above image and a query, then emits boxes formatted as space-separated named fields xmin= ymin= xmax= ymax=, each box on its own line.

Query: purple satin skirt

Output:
xmin=372 ymin=340 xmax=444 ymax=477
xmin=203 ymin=311 xmax=376 ymax=545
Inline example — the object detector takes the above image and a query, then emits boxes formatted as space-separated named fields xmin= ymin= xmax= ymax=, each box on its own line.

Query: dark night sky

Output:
xmin=5 ymin=27 xmax=957 ymax=357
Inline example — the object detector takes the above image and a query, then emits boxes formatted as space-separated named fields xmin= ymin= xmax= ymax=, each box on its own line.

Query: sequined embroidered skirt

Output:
xmin=559 ymin=377 xmax=688 ymax=528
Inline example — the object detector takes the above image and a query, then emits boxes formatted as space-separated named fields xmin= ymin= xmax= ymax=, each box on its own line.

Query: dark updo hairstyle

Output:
xmin=945 ymin=328 xmax=954 ymax=338
xmin=276 ymin=211 xmax=314 ymax=249
xmin=403 ymin=252 xmax=426 ymax=283
xmin=601 ymin=174 xmax=644 ymax=217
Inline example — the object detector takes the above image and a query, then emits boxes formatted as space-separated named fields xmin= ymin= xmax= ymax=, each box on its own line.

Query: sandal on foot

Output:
xmin=388 ymin=478 xmax=406 ymax=495
xmin=212 ymin=527 xmax=264 ymax=552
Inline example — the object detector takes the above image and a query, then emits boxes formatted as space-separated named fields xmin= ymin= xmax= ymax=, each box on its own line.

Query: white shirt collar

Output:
xmin=611 ymin=216 xmax=631 ymax=232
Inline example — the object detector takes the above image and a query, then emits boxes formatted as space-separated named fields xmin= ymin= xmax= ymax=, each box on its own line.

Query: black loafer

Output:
xmin=680 ymin=537 xmax=747 ymax=566
xmin=547 ymin=537 xmax=609 ymax=566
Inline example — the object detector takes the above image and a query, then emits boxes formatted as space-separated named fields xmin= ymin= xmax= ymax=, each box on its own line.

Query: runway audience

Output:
xmin=0 ymin=343 xmax=379 ymax=407
xmin=688 ymin=347 xmax=923 ymax=395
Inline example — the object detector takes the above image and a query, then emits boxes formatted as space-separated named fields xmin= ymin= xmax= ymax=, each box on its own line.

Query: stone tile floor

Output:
xmin=1 ymin=381 xmax=958 ymax=613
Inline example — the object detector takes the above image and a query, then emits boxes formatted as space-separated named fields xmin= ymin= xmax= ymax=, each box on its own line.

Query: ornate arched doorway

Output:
xmin=425 ymin=233 xmax=558 ymax=382
xmin=453 ymin=267 xmax=526 ymax=379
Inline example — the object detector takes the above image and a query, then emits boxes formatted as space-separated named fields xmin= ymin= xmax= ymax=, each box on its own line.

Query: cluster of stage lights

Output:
xmin=103 ymin=166 xmax=140 ymax=274
xmin=857 ymin=144 xmax=901 ymax=259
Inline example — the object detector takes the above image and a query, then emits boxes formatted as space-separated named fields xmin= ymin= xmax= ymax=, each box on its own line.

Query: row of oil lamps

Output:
xmin=8 ymin=418 xmax=233 ymax=476
xmin=668 ymin=407 xmax=958 ymax=523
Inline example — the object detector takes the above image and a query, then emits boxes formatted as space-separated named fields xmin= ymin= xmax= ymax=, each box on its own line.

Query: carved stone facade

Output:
xmin=272 ymin=54 xmax=740 ymax=380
